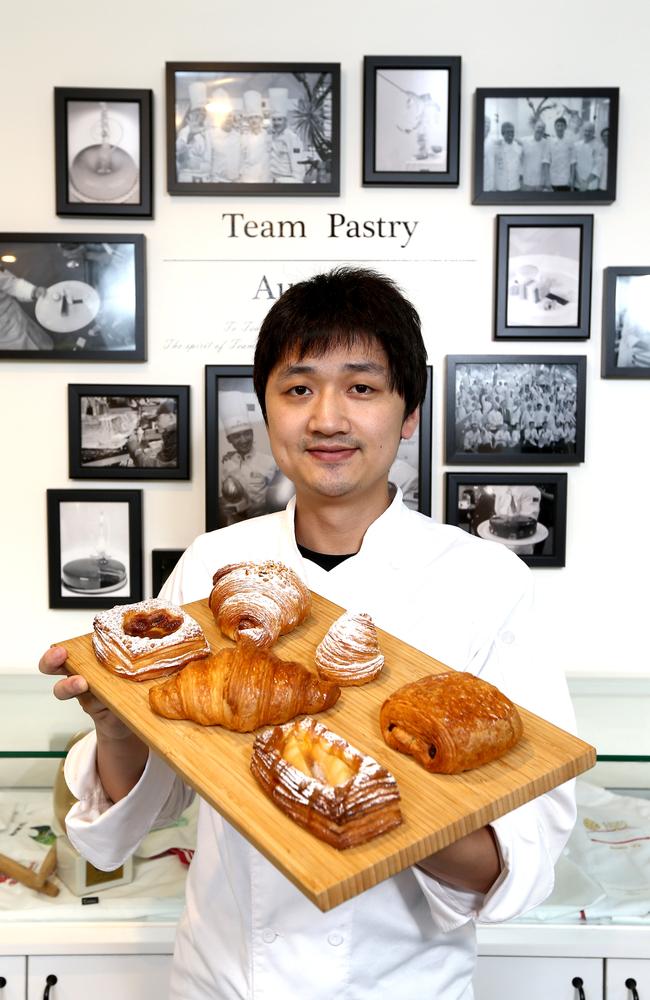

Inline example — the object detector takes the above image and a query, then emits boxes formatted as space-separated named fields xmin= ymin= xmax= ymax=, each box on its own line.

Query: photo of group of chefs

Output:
xmin=172 ymin=71 xmax=334 ymax=186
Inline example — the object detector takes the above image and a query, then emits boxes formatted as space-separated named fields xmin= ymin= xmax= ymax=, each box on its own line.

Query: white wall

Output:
xmin=1 ymin=0 xmax=647 ymax=679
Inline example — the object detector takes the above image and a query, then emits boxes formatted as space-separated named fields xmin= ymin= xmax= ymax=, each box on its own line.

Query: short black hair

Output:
xmin=253 ymin=266 xmax=428 ymax=419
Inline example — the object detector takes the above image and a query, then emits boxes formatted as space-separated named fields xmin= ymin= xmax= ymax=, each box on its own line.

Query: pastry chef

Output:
xmin=240 ymin=89 xmax=270 ymax=183
xmin=218 ymin=396 xmax=279 ymax=521
xmin=40 ymin=267 xmax=576 ymax=1000
xmin=267 ymin=87 xmax=304 ymax=183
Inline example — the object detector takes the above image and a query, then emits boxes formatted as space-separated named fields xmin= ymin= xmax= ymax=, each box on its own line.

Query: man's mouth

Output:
xmin=306 ymin=444 xmax=358 ymax=463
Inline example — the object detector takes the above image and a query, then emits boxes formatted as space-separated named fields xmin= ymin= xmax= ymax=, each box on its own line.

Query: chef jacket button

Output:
xmin=327 ymin=932 xmax=344 ymax=946
xmin=500 ymin=630 xmax=515 ymax=645
xmin=262 ymin=928 xmax=277 ymax=944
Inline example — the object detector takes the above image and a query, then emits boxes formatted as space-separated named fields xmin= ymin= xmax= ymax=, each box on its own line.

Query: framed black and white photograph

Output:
xmin=495 ymin=214 xmax=593 ymax=340
xmin=166 ymin=62 xmax=340 ymax=195
xmin=54 ymin=88 xmax=153 ymax=217
xmin=46 ymin=489 xmax=142 ymax=609
xmin=474 ymin=88 xmax=618 ymax=205
xmin=445 ymin=355 xmax=586 ymax=465
xmin=68 ymin=384 xmax=190 ymax=480
xmin=0 ymin=233 xmax=146 ymax=360
xmin=445 ymin=473 xmax=567 ymax=568
xmin=601 ymin=267 xmax=650 ymax=378
xmin=205 ymin=364 xmax=433 ymax=531
xmin=151 ymin=548 xmax=184 ymax=597
xmin=363 ymin=56 xmax=460 ymax=186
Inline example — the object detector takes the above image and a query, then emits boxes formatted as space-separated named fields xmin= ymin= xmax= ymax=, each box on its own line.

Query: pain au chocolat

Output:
xmin=251 ymin=717 xmax=403 ymax=849
xmin=315 ymin=610 xmax=384 ymax=686
xmin=209 ymin=560 xmax=311 ymax=648
xmin=379 ymin=671 xmax=523 ymax=773
xmin=92 ymin=599 xmax=210 ymax=681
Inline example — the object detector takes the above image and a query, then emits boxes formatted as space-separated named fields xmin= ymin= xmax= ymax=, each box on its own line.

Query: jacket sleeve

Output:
xmin=64 ymin=732 xmax=195 ymax=871
xmin=412 ymin=569 xmax=577 ymax=930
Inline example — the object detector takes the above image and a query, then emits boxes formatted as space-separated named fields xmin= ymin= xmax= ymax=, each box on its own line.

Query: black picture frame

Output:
xmin=54 ymin=88 xmax=153 ymax=217
xmin=445 ymin=472 xmax=567 ymax=568
xmin=166 ymin=62 xmax=340 ymax=195
xmin=151 ymin=548 xmax=185 ymax=597
xmin=205 ymin=364 xmax=433 ymax=532
xmin=0 ymin=233 xmax=146 ymax=360
xmin=445 ymin=354 xmax=586 ymax=465
xmin=68 ymin=384 xmax=190 ymax=480
xmin=495 ymin=214 xmax=593 ymax=341
xmin=473 ymin=87 xmax=618 ymax=205
xmin=601 ymin=266 xmax=650 ymax=378
xmin=363 ymin=55 xmax=461 ymax=186
xmin=46 ymin=489 xmax=142 ymax=609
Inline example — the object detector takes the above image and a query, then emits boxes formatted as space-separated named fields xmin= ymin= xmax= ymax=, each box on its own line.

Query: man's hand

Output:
xmin=39 ymin=645 xmax=132 ymax=742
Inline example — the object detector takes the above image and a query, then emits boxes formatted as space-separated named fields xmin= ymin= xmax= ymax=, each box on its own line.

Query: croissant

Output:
xmin=379 ymin=671 xmax=523 ymax=773
xmin=149 ymin=639 xmax=340 ymax=731
xmin=251 ymin=717 xmax=403 ymax=849
xmin=315 ymin=610 xmax=384 ymax=686
xmin=92 ymin=599 xmax=210 ymax=681
xmin=209 ymin=561 xmax=311 ymax=647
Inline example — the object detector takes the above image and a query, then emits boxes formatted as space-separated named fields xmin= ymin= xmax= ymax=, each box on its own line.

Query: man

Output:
xmin=40 ymin=268 xmax=575 ymax=1000
xmin=543 ymin=116 xmax=576 ymax=191
xmin=573 ymin=121 xmax=600 ymax=191
xmin=520 ymin=120 xmax=548 ymax=191
xmin=219 ymin=409 xmax=279 ymax=522
xmin=209 ymin=107 xmax=242 ymax=183
xmin=598 ymin=127 xmax=609 ymax=191
xmin=176 ymin=82 xmax=212 ymax=183
xmin=494 ymin=121 xmax=522 ymax=192
xmin=482 ymin=116 xmax=496 ymax=192
xmin=240 ymin=90 xmax=270 ymax=182
xmin=267 ymin=87 xmax=304 ymax=183
xmin=0 ymin=265 xmax=51 ymax=350
xmin=126 ymin=399 xmax=178 ymax=469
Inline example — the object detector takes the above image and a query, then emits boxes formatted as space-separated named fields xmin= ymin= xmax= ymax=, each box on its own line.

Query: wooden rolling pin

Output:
xmin=0 ymin=846 xmax=60 ymax=897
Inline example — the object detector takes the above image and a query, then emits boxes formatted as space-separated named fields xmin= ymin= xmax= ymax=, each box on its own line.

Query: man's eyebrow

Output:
xmin=276 ymin=360 xmax=387 ymax=380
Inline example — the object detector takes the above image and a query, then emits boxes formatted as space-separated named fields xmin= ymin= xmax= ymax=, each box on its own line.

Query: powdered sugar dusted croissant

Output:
xmin=315 ymin=611 xmax=384 ymax=686
xmin=251 ymin=717 xmax=403 ymax=848
xmin=149 ymin=639 xmax=339 ymax=731
xmin=209 ymin=560 xmax=311 ymax=647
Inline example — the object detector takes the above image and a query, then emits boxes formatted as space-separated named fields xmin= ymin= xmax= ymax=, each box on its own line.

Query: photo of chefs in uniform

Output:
xmin=169 ymin=66 xmax=338 ymax=192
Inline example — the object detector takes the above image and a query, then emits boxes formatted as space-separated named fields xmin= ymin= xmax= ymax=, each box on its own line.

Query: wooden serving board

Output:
xmin=61 ymin=593 xmax=596 ymax=912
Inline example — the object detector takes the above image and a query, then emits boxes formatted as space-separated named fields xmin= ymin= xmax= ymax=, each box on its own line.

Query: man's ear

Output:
xmin=401 ymin=408 xmax=420 ymax=441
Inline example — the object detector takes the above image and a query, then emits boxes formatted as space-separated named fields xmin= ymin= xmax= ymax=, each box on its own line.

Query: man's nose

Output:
xmin=307 ymin=388 xmax=351 ymax=435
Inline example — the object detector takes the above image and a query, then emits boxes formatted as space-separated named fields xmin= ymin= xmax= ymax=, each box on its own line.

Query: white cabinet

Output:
xmin=606 ymin=959 xmax=650 ymax=999
xmin=0 ymin=958 xmax=26 ymax=1000
xmin=26 ymin=955 xmax=172 ymax=1000
xmin=474 ymin=956 xmax=603 ymax=999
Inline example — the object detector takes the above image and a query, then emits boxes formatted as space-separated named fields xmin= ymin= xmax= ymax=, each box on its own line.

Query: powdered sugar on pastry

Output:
xmin=315 ymin=610 xmax=384 ymax=686
xmin=92 ymin=599 xmax=210 ymax=681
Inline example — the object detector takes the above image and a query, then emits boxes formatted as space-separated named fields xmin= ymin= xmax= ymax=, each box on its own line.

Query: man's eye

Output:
xmin=288 ymin=385 xmax=310 ymax=396
xmin=352 ymin=384 xmax=373 ymax=394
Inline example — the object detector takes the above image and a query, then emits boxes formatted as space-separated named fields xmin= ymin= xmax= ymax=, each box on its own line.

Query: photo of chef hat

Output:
xmin=189 ymin=81 xmax=208 ymax=109
xmin=243 ymin=90 xmax=263 ymax=116
xmin=268 ymin=88 xmax=289 ymax=116
xmin=220 ymin=391 xmax=252 ymax=435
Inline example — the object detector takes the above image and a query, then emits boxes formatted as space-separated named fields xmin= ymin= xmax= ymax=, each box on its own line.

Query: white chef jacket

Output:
xmin=65 ymin=491 xmax=576 ymax=1000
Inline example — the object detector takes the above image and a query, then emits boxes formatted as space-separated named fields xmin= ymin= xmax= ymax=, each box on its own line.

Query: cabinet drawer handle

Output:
xmin=625 ymin=979 xmax=640 ymax=1000
xmin=572 ymin=977 xmax=586 ymax=1000
xmin=43 ymin=973 xmax=58 ymax=999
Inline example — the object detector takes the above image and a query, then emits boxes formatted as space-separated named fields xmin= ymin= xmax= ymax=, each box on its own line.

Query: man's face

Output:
xmin=534 ymin=122 xmax=545 ymax=141
xmin=264 ymin=341 xmax=419 ymax=507
xmin=227 ymin=428 xmax=254 ymax=456
xmin=583 ymin=122 xmax=595 ymax=142
xmin=247 ymin=114 xmax=263 ymax=134
xmin=554 ymin=120 xmax=566 ymax=138
xmin=157 ymin=411 xmax=176 ymax=433
xmin=501 ymin=124 xmax=515 ymax=143
xmin=271 ymin=114 xmax=287 ymax=135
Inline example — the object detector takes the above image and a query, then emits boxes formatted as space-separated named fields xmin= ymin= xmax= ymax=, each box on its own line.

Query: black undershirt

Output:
xmin=297 ymin=543 xmax=356 ymax=572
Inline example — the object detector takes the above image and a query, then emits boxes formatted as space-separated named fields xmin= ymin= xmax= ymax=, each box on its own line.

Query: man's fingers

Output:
xmin=39 ymin=645 xmax=69 ymax=676
xmin=53 ymin=674 xmax=89 ymax=701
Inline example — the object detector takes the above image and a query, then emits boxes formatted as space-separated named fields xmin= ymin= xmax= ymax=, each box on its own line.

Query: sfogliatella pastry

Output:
xmin=251 ymin=717 xmax=403 ymax=849
xmin=379 ymin=671 xmax=523 ymax=773
xmin=92 ymin=599 xmax=210 ymax=682
xmin=315 ymin=610 xmax=384 ymax=686
xmin=149 ymin=639 xmax=340 ymax=731
xmin=209 ymin=561 xmax=311 ymax=648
